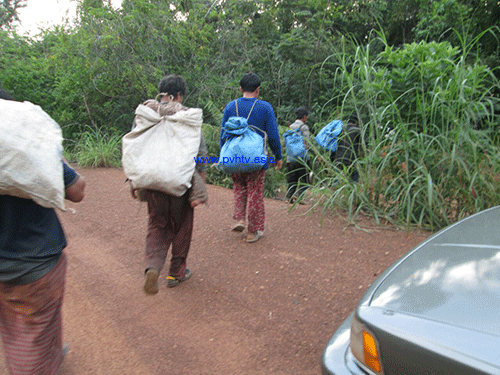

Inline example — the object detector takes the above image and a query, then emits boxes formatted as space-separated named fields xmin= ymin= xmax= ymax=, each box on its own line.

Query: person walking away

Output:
xmin=131 ymin=75 xmax=208 ymax=295
xmin=0 ymin=89 xmax=86 ymax=375
xmin=330 ymin=113 xmax=362 ymax=183
xmin=220 ymin=73 xmax=283 ymax=243
xmin=285 ymin=106 xmax=311 ymax=203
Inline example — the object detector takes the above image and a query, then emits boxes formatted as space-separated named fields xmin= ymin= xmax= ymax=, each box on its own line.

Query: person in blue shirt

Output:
xmin=220 ymin=73 xmax=283 ymax=243
xmin=0 ymin=89 xmax=86 ymax=375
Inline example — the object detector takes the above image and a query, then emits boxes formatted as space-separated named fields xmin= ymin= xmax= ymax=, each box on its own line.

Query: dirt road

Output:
xmin=0 ymin=168 xmax=428 ymax=375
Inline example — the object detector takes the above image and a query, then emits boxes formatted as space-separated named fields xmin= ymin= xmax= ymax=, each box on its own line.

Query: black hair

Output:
xmin=0 ymin=88 xmax=15 ymax=101
xmin=240 ymin=73 xmax=261 ymax=93
xmin=295 ymin=106 xmax=309 ymax=119
xmin=348 ymin=113 xmax=358 ymax=124
xmin=158 ymin=74 xmax=187 ymax=98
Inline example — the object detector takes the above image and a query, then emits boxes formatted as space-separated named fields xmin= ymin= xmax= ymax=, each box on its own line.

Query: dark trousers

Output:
xmin=144 ymin=190 xmax=194 ymax=279
xmin=285 ymin=160 xmax=309 ymax=200
xmin=330 ymin=152 xmax=359 ymax=183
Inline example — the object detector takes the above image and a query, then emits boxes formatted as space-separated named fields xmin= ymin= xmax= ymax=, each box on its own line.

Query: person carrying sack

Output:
xmin=124 ymin=74 xmax=208 ymax=294
xmin=284 ymin=106 xmax=311 ymax=204
xmin=0 ymin=89 xmax=86 ymax=375
xmin=220 ymin=73 xmax=283 ymax=243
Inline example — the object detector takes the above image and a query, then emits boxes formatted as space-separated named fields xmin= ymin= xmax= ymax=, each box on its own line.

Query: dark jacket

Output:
xmin=334 ymin=123 xmax=361 ymax=166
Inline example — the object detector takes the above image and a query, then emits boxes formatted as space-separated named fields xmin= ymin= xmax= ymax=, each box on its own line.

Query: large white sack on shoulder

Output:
xmin=0 ymin=99 xmax=65 ymax=210
xmin=122 ymin=105 xmax=202 ymax=197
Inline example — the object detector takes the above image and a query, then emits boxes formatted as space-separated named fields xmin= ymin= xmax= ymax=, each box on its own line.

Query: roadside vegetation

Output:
xmin=64 ymin=126 xmax=123 ymax=168
xmin=304 ymin=32 xmax=500 ymax=231
xmin=1 ymin=0 xmax=499 ymax=230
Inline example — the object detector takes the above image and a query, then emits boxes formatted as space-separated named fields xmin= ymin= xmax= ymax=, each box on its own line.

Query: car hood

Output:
xmin=369 ymin=206 xmax=500 ymax=336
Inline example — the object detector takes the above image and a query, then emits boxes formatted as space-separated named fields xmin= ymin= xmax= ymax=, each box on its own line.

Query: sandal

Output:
xmin=166 ymin=269 xmax=192 ymax=288
xmin=245 ymin=231 xmax=264 ymax=243
xmin=144 ymin=268 xmax=159 ymax=295
xmin=231 ymin=221 xmax=246 ymax=232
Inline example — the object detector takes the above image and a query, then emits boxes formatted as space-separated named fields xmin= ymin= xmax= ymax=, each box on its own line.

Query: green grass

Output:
xmin=65 ymin=126 xmax=122 ymax=168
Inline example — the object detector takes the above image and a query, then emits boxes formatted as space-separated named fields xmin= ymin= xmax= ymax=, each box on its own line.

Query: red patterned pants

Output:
xmin=231 ymin=169 xmax=266 ymax=233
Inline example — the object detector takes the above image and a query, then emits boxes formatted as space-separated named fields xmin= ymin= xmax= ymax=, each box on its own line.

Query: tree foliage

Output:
xmin=2 ymin=0 xmax=498 ymax=131
xmin=0 ymin=0 xmax=499 ymax=229
xmin=0 ymin=0 xmax=25 ymax=30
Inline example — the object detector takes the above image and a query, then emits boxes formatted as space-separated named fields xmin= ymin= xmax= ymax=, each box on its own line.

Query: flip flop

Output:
xmin=166 ymin=269 xmax=192 ymax=288
xmin=231 ymin=222 xmax=246 ymax=232
xmin=245 ymin=231 xmax=264 ymax=243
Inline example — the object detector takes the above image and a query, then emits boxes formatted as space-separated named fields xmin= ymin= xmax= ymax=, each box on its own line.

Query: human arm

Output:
xmin=63 ymin=162 xmax=86 ymax=202
xmin=300 ymin=124 xmax=311 ymax=151
xmin=66 ymin=177 xmax=86 ymax=202
xmin=263 ymin=103 xmax=283 ymax=165
xmin=300 ymin=124 xmax=311 ymax=140
xmin=261 ymin=102 xmax=282 ymax=160
xmin=195 ymin=136 xmax=209 ymax=175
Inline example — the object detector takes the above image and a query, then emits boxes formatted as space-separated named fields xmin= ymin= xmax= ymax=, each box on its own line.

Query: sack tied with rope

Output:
xmin=218 ymin=99 xmax=268 ymax=174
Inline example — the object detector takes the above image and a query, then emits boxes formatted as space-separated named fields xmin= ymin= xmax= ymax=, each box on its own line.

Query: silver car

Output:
xmin=321 ymin=205 xmax=500 ymax=375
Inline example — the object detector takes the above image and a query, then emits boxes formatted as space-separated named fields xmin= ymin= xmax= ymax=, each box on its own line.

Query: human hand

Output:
xmin=130 ymin=185 xmax=138 ymax=199
xmin=275 ymin=159 xmax=283 ymax=170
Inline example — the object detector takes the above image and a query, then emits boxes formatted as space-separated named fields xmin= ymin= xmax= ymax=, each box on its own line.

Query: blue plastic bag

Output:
xmin=283 ymin=126 xmax=307 ymax=162
xmin=315 ymin=120 xmax=343 ymax=151
xmin=218 ymin=116 xmax=268 ymax=174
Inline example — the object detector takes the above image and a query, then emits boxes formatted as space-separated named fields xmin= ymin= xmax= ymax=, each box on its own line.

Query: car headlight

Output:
xmin=350 ymin=314 xmax=384 ymax=375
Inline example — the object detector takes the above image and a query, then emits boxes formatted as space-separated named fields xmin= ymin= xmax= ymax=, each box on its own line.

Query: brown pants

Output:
xmin=0 ymin=253 xmax=66 ymax=375
xmin=144 ymin=190 xmax=194 ymax=279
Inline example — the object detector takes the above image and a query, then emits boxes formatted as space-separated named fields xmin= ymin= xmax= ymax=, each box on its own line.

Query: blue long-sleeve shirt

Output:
xmin=220 ymin=97 xmax=282 ymax=162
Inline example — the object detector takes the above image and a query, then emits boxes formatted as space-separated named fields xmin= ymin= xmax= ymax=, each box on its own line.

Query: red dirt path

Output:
xmin=0 ymin=167 xmax=429 ymax=375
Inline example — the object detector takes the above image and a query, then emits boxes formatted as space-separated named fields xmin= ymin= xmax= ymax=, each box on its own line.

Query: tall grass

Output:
xmin=312 ymin=32 xmax=500 ymax=230
xmin=65 ymin=126 xmax=122 ymax=168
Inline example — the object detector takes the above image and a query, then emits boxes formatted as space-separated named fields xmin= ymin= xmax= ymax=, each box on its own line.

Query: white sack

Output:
xmin=122 ymin=104 xmax=203 ymax=197
xmin=0 ymin=99 xmax=65 ymax=210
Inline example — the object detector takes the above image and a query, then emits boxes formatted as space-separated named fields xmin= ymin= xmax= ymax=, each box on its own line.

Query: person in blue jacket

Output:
xmin=220 ymin=73 xmax=283 ymax=243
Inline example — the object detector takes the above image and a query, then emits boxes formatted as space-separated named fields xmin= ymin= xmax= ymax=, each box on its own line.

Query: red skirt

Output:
xmin=0 ymin=253 xmax=67 ymax=375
